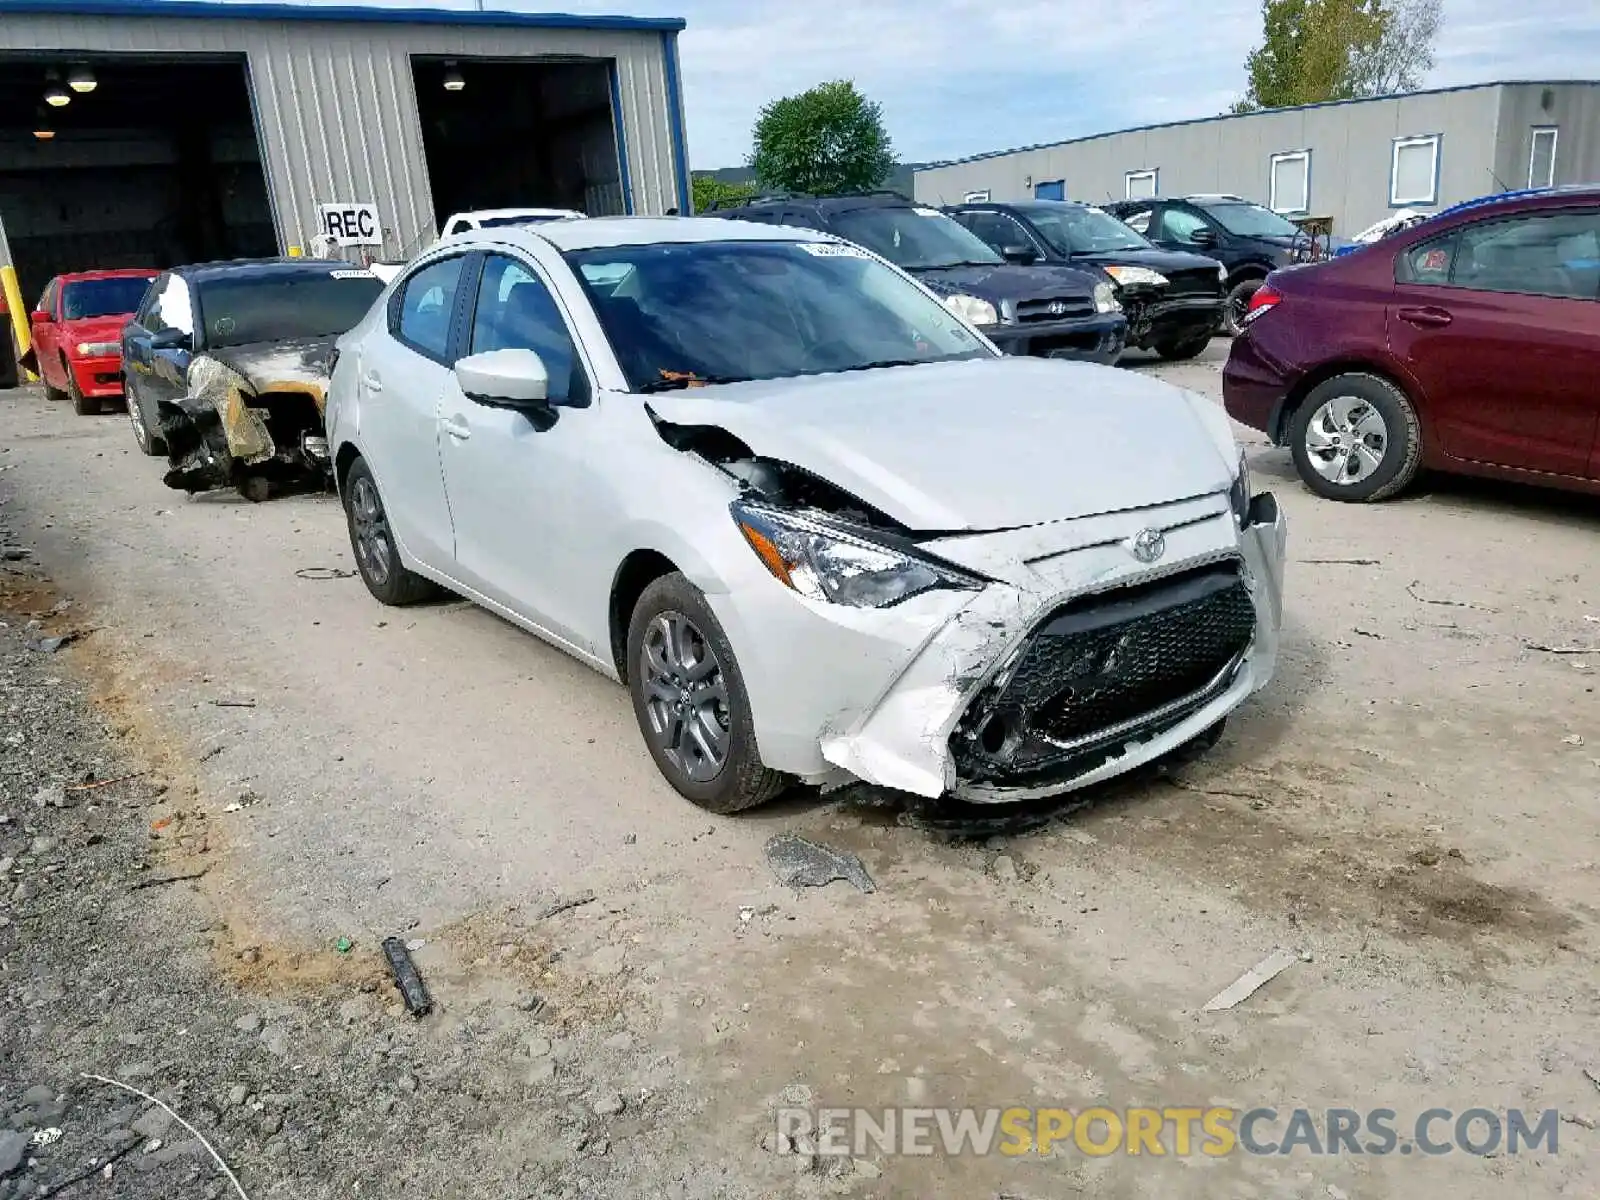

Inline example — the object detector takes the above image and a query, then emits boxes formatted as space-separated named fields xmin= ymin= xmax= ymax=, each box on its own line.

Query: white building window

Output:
xmin=1125 ymin=169 xmax=1158 ymax=199
xmin=1269 ymin=150 xmax=1310 ymax=214
xmin=1391 ymin=134 xmax=1440 ymax=206
xmin=962 ymin=189 xmax=990 ymax=203
xmin=1529 ymin=127 xmax=1558 ymax=189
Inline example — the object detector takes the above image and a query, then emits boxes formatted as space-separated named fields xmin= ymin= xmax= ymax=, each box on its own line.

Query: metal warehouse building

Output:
xmin=0 ymin=0 xmax=690 ymax=305
xmin=915 ymin=81 xmax=1600 ymax=236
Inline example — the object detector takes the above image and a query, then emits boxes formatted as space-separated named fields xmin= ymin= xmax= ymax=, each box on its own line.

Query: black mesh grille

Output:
xmin=1024 ymin=579 xmax=1255 ymax=745
xmin=951 ymin=561 xmax=1254 ymax=785
xmin=1163 ymin=268 xmax=1225 ymax=300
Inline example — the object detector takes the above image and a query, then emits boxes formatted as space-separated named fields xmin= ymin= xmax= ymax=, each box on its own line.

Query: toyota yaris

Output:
xmin=326 ymin=218 xmax=1287 ymax=812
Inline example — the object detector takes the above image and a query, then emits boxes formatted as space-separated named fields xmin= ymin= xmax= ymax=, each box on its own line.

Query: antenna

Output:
xmin=1487 ymin=167 xmax=1511 ymax=193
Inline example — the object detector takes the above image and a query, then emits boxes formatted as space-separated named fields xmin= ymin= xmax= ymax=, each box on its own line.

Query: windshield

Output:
xmin=1025 ymin=205 xmax=1152 ymax=255
xmin=62 ymin=276 xmax=154 ymax=320
xmin=196 ymin=273 xmax=384 ymax=348
xmin=478 ymin=214 xmax=570 ymax=228
xmin=567 ymin=239 xmax=993 ymax=391
xmin=829 ymin=206 xmax=1003 ymax=270
xmin=1199 ymin=201 xmax=1302 ymax=239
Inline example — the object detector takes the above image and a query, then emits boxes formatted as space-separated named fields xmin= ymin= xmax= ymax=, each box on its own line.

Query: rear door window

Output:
xmin=1449 ymin=210 xmax=1600 ymax=300
xmin=1398 ymin=234 xmax=1458 ymax=286
xmin=394 ymin=256 xmax=467 ymax=362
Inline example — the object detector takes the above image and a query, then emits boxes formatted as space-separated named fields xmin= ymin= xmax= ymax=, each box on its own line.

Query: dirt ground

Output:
xmin=2 ymin=342 xmax=1599 ymax=1199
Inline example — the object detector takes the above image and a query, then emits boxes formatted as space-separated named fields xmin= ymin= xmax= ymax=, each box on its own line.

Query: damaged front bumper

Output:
xmin=160 ymin=355 xmax=331 ymax=499
xmin=718 ymin=490 xmax=1286 ymax=803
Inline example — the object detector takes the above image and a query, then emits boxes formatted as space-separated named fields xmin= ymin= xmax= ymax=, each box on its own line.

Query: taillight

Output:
xmin=1242 ymin=284 xmax=1282 ymax=325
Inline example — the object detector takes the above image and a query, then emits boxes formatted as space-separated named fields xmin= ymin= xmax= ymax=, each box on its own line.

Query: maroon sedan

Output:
xmin=1223 ymin=186 xmax=1600 ymax=502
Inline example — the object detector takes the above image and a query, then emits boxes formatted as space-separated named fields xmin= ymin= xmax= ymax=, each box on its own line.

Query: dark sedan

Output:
xmin=1223 ymin=185 xmax=1600 ymax=502
xmin=947 ymin=199 xmax=1225 ymax=360
xmin=706 ymin=193 xmax=1128 ymax=365
xmin=123 ymin=259 xmax=384 ymax=499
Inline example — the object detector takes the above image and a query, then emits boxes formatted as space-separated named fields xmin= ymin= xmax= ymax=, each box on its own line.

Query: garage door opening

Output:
xmin=411 ymin=57 xmax=626 ymax=238
xmin=0 ymin=56 xmax=276 ymax=304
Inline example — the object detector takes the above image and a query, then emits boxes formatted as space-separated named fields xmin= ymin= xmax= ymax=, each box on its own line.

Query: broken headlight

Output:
xmin=1101 ymin=265 xmax=1168 ymax=288
xmin=731 ymin=501 xmax=981 ymax=609
xmin=1230 ymin=450 xmax=1252 ymax=525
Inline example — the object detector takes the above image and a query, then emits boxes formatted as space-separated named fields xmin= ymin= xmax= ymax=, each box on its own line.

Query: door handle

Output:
xmin=362 ymin=373 xmax=383 ymax=393
xmin=440 ymin=415 xmax=471 ymax=441
xmin=1397 ymin=306 xmax=1453 ymax=329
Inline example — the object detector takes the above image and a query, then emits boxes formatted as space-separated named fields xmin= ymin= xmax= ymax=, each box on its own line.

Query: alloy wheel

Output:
xmin=349 ymin=474 xmax=393 ymax=585
xmin=639 ymin=611 xmax=730 ymax=784
xmin=1303 ymin=394 xmax=1390 ymax=485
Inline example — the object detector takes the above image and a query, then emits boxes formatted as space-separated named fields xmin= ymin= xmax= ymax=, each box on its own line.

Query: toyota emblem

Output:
xmin=1129 ymin=528 xmax=1166 ymax=563
xmin=1047 ymin=301 xmax=1067 ymax=316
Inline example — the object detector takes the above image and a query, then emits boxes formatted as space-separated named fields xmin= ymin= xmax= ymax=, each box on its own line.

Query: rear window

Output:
xmin=196 ymin=272 xmax=384 ymax=348
xmin=62 ymin=276 xmax=154 ymax=320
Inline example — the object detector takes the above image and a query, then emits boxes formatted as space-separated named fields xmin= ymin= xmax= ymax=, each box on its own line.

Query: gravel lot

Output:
xmin=3 ymin=342 xmax=1600 ymax=1199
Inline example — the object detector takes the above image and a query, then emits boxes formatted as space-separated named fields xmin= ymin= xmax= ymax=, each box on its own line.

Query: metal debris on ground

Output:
xmin=64 ymin=771 xmax=146 ymax=793
xmin=381 ymin=936 xmax=435 ymax=1017
xmin=25 ymin=632 xmax=77 ymax=653
xmin=1298 ymin=557 xmax=1380 ymax=566
xmin=1526 ymin=642 xmax=1600 ymax=655
xmin=78 ymin=1074 xmax=251 ymax=1199
xmin=1405 ymin=580 xmax=1495 ymax=611
xmin=129 ymin=868 xmax=210 ymax=892
xmin=294 ymin=567 xmax=357 ymax=580
xmin=212 ymin=699 xmax=257 ymax=708
xmin=765 ymin=833 xmax=876 ymax=894
xmin=30 ymin=1128 xmax=63 ymax=1147
xmin=1583 ymin=1067 xmax=1600 ymax=1094
xmin=1202 ymin=948 xmax=1302 ymax=1012
xmin=537 ymin=890 xmax=597 ymax=919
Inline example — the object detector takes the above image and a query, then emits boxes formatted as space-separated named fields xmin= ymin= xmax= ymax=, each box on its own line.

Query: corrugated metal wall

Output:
xmin=915 ymin=84 xmax=1596 ymax=236
xmin=0 ymin=10 xmax=683 ymax=259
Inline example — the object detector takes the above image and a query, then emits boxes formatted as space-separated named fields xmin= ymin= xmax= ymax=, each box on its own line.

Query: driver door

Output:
xmin=437 ymin=252 xmax=600 ymax=654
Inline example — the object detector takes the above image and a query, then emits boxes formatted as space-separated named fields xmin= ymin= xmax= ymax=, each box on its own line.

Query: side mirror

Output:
xmin=1188 ymin=227 xmax=1217 ymax=247
xmin=149 ymin=327 xmax=191 ymax=352
xmin=29 ymin=309 xmax=52 ymax=325
xmin=455 ymin=348 xmax=552 ymax=408
xmin=1001 ymin=244 xmax=1040 ymax=264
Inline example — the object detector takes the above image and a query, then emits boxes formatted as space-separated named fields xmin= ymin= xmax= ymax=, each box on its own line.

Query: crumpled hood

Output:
xmin=1063 ymin=247 xmax=1221 ymax=275
xmin=205 ymin=336 xmax=336 ymax=395
xmin=911 ymin=261 xmax=1105 ymax=302
xmin=648 ymin=357 xmax=1233 ymax=532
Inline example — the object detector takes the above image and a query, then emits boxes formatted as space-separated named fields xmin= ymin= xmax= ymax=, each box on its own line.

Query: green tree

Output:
xmin=749 ymin=80 xmax=896 ymax=195
xmin=691 ymin=174 xmax=756 ymax=214
xmin=1232 ymin=0 xmax=1438 ymax=112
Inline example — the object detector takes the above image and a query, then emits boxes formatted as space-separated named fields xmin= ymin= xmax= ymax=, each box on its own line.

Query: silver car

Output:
xmin=325 ymin=217 xmax=1287 ymax=812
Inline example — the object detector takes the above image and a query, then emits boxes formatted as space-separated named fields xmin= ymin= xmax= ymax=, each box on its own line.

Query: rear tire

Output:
xmin=1153 ymin=331 xmax=1212 ymax=361
xmin=626 ymin=572 xmax=787 ymax=813
xmin=69 ymin=374 xmax=101 ymax=416
xmin=1289 ymin=372 xmax=1422 ymax=503
xmin=342 ymin=456 xmax=439 ymax=605
xmin=1222 ymin=278 xmax=1263 ymax=336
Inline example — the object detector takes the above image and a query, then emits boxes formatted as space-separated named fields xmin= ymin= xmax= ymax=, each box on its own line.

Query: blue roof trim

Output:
xmin=608 ymin=61 xmax=634 ymax=216
xmin=661 ymin=30 xmax=691 ymax=213
xmin=0 ymin=0 xmax=686 ymax=32
xmin=917 ymin=79 xmax=1600 ymax=172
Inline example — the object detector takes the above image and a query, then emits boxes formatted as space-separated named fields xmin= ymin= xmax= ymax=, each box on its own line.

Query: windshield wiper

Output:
xmin=636 ymin=372 xmax=752 ymax=393
xmin=827 ymin=358 xmax=934 ymax=374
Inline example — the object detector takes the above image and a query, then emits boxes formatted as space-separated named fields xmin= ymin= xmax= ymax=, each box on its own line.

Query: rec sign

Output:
xmin=317 ymin=202 xmax=383 ymax=247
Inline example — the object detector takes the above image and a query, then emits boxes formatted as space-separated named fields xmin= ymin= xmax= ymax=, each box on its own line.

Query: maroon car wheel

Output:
xmin=1289 ymin=373 xmax=1423 ymax=503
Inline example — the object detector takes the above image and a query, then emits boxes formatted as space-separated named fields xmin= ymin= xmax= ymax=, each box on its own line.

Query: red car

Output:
xmin=1223 ymin=186 xmax=1600 ymax=502
xmin=25 ymin=269 xmax=158 ymax=415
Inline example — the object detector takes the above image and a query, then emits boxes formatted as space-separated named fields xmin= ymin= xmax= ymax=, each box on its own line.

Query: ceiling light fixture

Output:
xmin=68 ymin=66 xmax=97 ymax=93
xmin=442 ymin=62 xmax=465 ymax=91
xmin=45 ymin=84 xmax=71 ymax=107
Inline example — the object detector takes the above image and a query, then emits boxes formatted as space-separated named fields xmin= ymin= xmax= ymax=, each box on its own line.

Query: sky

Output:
xmin=219 ymin=0 xmax=1600 ymax=166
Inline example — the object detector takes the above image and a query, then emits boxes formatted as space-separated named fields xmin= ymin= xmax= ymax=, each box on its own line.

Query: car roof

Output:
xmin=174 ymin=258 xmax=358 ymax=284
xmin=55 ymin=268 xmax=159 ymax=284
xmin=960 ymin=199 xmax=1092 ymax=213
xmin=452 ymin=208 xmax=583 ymax=222
xmin=1434 ymin=183 xmax=1600 ymax=220
xmin=494 ymin=216 xmax=830 ymax=252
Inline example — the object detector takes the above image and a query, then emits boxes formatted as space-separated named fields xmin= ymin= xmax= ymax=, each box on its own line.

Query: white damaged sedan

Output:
xmin=326 ymin=217 xmax=1286 ymax=812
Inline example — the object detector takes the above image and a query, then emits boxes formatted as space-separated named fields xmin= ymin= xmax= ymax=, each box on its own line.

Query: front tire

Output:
xmin=126 ymin=383 xmax=167 ymax=456
xmin=69 ymin=374 xmax=101 ymax=416
xmin=342 ymin=457 xmax=438 ymax=605
xmin=1222 ymin=278 xmax=1262 ymax=337
xmin=626 ymin=572 xmax=786 ymax=813
xmin=1153 ymin=330 xmax=1211 ymax=361
xmin=1289 ymin=373 xmax=1422 ymax=502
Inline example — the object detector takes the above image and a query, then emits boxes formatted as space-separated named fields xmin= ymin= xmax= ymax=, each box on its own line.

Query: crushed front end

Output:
xmin=159 ymin=341 xmax=334 ymax=501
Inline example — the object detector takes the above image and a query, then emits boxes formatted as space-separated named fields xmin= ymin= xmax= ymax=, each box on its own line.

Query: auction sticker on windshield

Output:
xmin=330 ymin=270 xmax=377 ymax=280
xmin=797 ymin=243 xmax=869 ymax=257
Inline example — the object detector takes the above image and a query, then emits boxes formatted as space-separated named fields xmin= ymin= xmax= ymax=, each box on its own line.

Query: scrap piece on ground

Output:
xmin=381 ymin=936 xmax=434 ymax=1017
xmin=765 ymin=833 xmax=876 ymax=894
xmin=537 ymin=890 xmax=596 ymax=919
xmin=1202 ymin=947 xmax=1301 ymax=1012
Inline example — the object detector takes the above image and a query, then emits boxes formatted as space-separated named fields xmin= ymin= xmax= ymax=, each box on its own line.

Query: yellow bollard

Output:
xmin=1 ymin=264 xmax=37 ymax=382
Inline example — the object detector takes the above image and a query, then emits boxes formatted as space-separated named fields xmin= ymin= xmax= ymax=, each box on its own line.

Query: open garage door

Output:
xmin=0 ymin=56 xmax=277 ymax=307
xmin=412 ymin=57 xmax=625 ymax=240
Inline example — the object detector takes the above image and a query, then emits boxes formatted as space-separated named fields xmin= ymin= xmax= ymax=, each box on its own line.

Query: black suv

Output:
xmin=947 ymin=199 xmax=1225 ymax=360
xmin=1103 ymin=195 xmax=1348 ymax=334
xmin=705 ymin=192 xmax=1127 ymax=364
